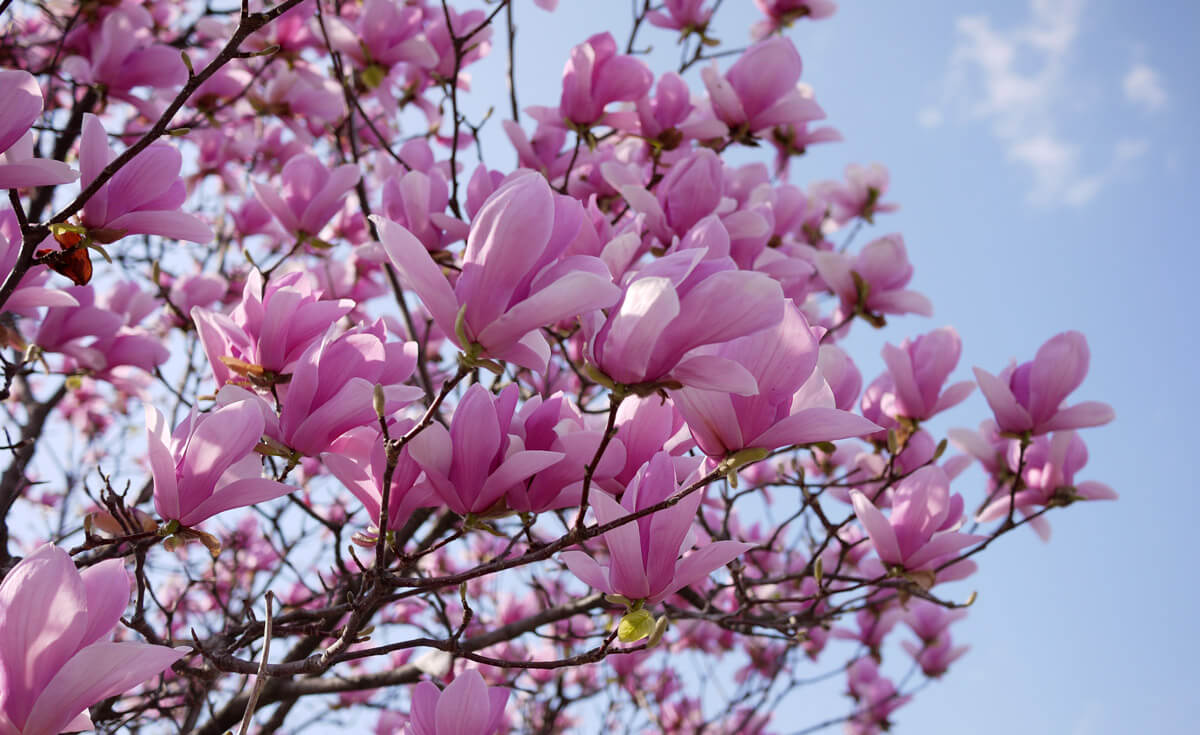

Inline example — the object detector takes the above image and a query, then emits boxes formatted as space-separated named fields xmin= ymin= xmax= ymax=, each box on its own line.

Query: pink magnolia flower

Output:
xmin=62 ymin=5 xmax=186 ymax=93
xmin=672 ymin=303 xmax=880 ymax=458
xmin=0 ymin=70 xmax=78 ymax=189
xmin=252 ymin=153 xmax=361 ymax=240
xmin=903 ymin=597 xmax=967 ymax=644
xmin=378 ymin=170 xmax=620 ymax=373
xmin=634 ymin=72 xmax=728 ymax=148
xmin=162 ymin=271 xmax=227 ymax=327
xmin=561 ymin=452 xmax=754 ymax=604
xmin=560 ymin=32 xmax=654 ymax=129
xmin=381 ymin=168 xmax=468 ymax=251
xmin=147 ymin=397 xmax=292 ymax=527
xmin=850 ymin=466 xmax=985 ymax=572
xmin=752 ymin=0 xmax=837 ymax=40
xmin=323 ymin=423 xmax=435 ymax=531
xmin=831 ymin=607 xmax=901 ymax=652
xmin=505 ymin=393 xmax=627 ymax=513
xmin=424 ymin=6 xmax=493 ymax=82
xmin=879 ymin=326 xmax=974 ymax=421
xmin=813 ymin=234 xmax=932 ymax=320
xmin=973 ymin=330 xmax=1114 ymax=436
xmin=406 ymin=669 xmax=509 ymax=735
xmin=612 ymin=395 xmax=690 ymax=486
xmin=817 ymin=344 xmax=862 ymax=411
xmin=977 ymin=430 xmax=1117 ymax=539
xmin=901 ymin=633 xmax=969 ymax=678
xmin=193 ymin=269 xmax=355 ymax=388
xmin=501 ymin=117 xmax=570 ymax=181
xmin=251 ymin=65 xmax=347 ymax=137
xmin=583 ymin=248 xmax=784 ymax=394
xmin=78 ymin=114 xmax=212 ymax=244
xmin=820 ymin=163 xmax=897 ymax=225
xmin=0 ymin=545 xmax=184 ymax=735
xmin=407 ymin=384 xmax=564 ymax=516
xmin=271 ymin=321 xmax=423 ymax=456
xmin=613 ymin=149 xmax=725 ymax=246
xmin=844 ymin=658 xmax=911 ymax=734
xmin=35 ymin=284 xmax=169 ymax=376
xmin=700 ymin=37 xmax=825 ymax=140
xmin=947 ymin=420 xmax=1009 ymax=495
xmin=327 ymin=0 xmax=437 ymax=71
xmin=647 ymin=1 xmax=714 ymax=34
xmin=769 ymin=119 xmax=842 ymax=177
xmin=900 ymin=599 xmax=971 ymax=676
xmin=858 ymin=372 xmax=900 ymax=441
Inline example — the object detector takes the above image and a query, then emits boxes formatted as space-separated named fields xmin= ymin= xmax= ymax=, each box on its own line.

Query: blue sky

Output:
xmin=474 ymin=1 xmax=1198 ymax=732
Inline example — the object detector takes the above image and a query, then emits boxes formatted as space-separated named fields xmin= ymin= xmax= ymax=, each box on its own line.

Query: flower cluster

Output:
xmin=0 ymin=1 xmax=1116 ymax=733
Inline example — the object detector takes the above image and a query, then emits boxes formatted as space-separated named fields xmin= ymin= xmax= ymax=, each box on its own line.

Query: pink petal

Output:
xmin=373 ymin=215 xmax=460 ymax=344
xmin=409 ymin=681 xmax=440 ymax=735
xmin=476 ymin=268 xmax=619 ymax=355
xmin=672 ymin=354 xmax=758 ymax=395
xmin=0 ymin=158 xmax=79 ymax=188
xmin=673 ymin=387 xmax=743 ymax=457
xmin=146 ymin=405 xmax=181 ymax=520
xmin=1029 ymin=331 xmax=1088 ymax=425
xmin=850 ymin=490 xmax=901 ymax=565
xmin=178 ymin=401 xmax=265 ymax=511
xmin=436 ymin=669 xmax=491 ymax=735
xmin=0 ymin=70 xmax=43 ymax=153
xmin=105 ymin=210 xmax=213 ymax=243
xmin=932 ymin=380 xmax=975 ymax=415
xmin=78 ymin=559 xmax=130 ymax=648
xmin=592 ymin=490 xmax=650 ymax=600
xmin=903 ymin=531 xmax=985 ymax=571
xmin=973 ymin=367 xmax=1032 ymax=432
xmin=653 ymin=540 xmax=755 ymax=603
xmin=644 ymin=484 xmax=705 ymax=599
xmin=0 ymin=546 xmax=88 ymax=726
xmin=1040 ymin=401 xmax=1115 ymax=432
xmin=751 ymin=408 xmax=881 ymax=450
xmin=668 ymin=269 xmax=784 ymax=353
xmin=23 ymin=642 xmax=184 ymax=735
xmin=476 ymin=450 xmax=564 ymax=513
xmin=560 ymin=550 xmax=612 ymax=594
xmin=1076 ymin=481 xmax=1118 ymax=501
xmin=180 ymin=477 xmax=293 ymax=526
xmin=871 ymin=289 xmax=933 ymax=316
xmin=253 ymin=179 xmax=301 ymax=234
xmin=600 ymin=276 xmax=681 ymax=381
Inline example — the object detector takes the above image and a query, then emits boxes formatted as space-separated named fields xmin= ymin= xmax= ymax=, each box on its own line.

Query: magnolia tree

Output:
xmin=0 ymin=1 xmax=1116 ymax=733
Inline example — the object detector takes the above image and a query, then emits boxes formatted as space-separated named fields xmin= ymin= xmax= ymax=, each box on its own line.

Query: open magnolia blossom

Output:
xmin=0 ymin=546 xmax=183 ymax=735
xmin=0 ymin=2 xmax=1117 ymax=734
xmin=562 ymin=452 xmax=755 ymax=605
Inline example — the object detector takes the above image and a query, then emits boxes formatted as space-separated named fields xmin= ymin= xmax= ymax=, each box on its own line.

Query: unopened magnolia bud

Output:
xmin=646 ymin=615 xmax=670 ymax=647
xmin=361 ymin=64 xmax=386 ymax=89
xmin=372 ymin=383 xmax=386 ymax=419
xmin=617 ymin=608 xmax=656 ymax=643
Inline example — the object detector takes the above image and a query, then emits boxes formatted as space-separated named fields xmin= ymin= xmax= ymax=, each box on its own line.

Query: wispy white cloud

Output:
xmin=922 ymin=0 xmax=1142 ymax=208
xmin=1122 ymin=62 xmax=1167 ymax=113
